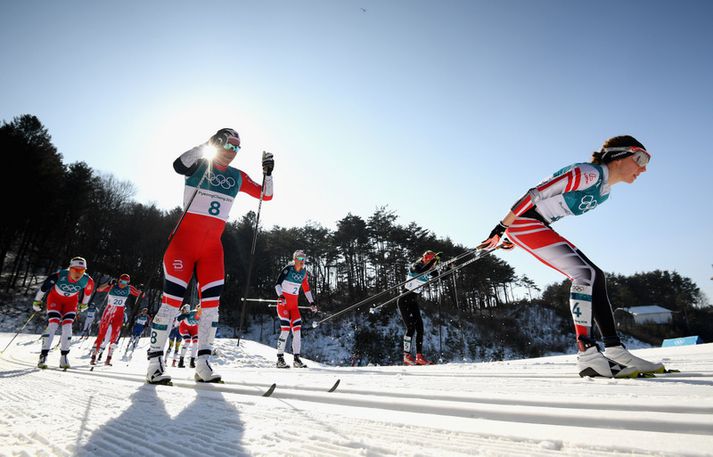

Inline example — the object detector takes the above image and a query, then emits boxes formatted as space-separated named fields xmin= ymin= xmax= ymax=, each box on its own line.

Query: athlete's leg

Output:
xmin=288 ymin=299 xmax=302 ymax=356
xmin=146 ymin=234 xmax=196 ymax=382
xmin=506 ymin=218 xmax=598 ymax=350
xmin=411 ymin=301 xmax=425 ymax=354
xmin=193 ymin=239 xmax=224 ymax=381
xmin=397 ymin=293 xmax=418 ymax=354
xmin=106 ymin=309 xmax=123 ymax=358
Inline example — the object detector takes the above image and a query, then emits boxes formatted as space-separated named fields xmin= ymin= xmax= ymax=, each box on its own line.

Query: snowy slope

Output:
xmin=1 ymin=333 xmax=712 ymax=457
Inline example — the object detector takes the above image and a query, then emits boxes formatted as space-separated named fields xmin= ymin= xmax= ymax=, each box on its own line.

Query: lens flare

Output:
xmin=202 ymin=144 xmax=219 ymax=160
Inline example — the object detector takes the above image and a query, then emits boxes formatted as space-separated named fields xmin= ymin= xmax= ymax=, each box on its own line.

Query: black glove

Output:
xmin=262 ymin=151 xmax=274 ymax=176
xmin=488 ymin=222 xmax=508 ymax=239
xmin=109 ymin=279 xmax=117 ymax=286
xmin=209 ymin=128 xmax=239 ymax=148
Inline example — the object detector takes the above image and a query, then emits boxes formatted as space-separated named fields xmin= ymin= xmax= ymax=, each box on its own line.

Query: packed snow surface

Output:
xmin=1 ymin=333 xmax=711 ymax=457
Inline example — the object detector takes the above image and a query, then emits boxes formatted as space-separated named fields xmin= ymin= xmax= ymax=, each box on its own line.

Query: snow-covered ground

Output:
xmin=1 ymin=333 xmax=711 ymax=457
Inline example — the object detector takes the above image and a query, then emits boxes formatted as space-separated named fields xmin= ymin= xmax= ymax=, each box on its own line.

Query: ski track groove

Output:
xmin=5 ymin=352 xmax=713 ymax=438
xmin=4 ymin=336 xmax=713 ymax=457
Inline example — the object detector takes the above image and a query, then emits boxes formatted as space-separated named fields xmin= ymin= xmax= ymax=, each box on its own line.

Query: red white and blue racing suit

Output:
xmin=93 ymin=283 xmax=140 ymax=357
xmin=504 ymin=162 xmax=621 ymax=350
xmin=274 ymin=264 xmax=314 ymax=356
xmin=35 ymin=269 xmax=94 ymax=356
xmin=148 ymin=144 xmax=273 ymax=363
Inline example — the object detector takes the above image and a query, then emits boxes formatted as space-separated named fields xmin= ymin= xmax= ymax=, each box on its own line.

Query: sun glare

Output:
xmin=202 ymin=144 xmax=219 ymax=160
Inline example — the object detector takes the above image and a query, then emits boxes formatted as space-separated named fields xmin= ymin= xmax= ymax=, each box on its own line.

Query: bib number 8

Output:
xmin=209 ymin=201 xmax=221 ymax=216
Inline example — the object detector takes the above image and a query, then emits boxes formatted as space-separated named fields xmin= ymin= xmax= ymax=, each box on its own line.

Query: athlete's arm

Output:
xmin=173 ymin=145 xmax=207 ymax=176
xmin=80 ymin=276 xmax=95 ymax=306
xmin=34 ymin=271 xmax=60 ymax=301
xmin=274 ymin=267 xmax=289 ymax=296
xmin=239 ymin=171 xmax=273 ymax=201
xmin=301 ymin=274 xmax=314 ymax=304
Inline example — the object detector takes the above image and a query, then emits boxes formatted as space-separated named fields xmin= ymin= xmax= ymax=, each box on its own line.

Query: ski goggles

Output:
xmin=223 ymin=141 xmax=241 ymax=153
xmin=601 ymin=146 xmax=651 ymax=166
xmin=119 ymin=280 xmax=129 ymax=286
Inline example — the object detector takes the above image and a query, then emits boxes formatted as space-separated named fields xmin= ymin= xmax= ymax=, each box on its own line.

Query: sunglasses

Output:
xmin=295 ymin=257 xmax=306 ymax=262
xmin=70 ymin=267 xmax=86 ymax=272
xmin=119 ymin=280 xmax=129 ymax=285
xmin=223 ymin=142 xmax=240 ymax=153
xmin=602 ymin=146 xmax=651 ymax=167
xmin=630 ymin=147 xmax=651 ymax=167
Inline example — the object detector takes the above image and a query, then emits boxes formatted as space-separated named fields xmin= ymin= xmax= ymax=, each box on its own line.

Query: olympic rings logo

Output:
xmin=578 ymin=195 xmax=598 ymax=212
xmin=59 ymin=284 xmax=82 ymax=294
xmin=208 ymin=171 xmax=236 ymax=190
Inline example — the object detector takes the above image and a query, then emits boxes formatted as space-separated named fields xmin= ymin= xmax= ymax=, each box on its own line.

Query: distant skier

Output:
xmin=165 ymin=313 xmax=182 ymax=362
xmin=79 ymin=302 xmax=98 ymax=339
xmin=398 ymin=250 xmax=440 ymax=366
xmin=480 ymin=135 xmax=664 ymax=378
xmin=274 ymin=250 xmax=317 ymax=368
xmin=128 ymin=307 xmax=151 ymax=351
xmin=176 ymin=304 xmax=201 ymax=368
xmin=146 ymin=128 xmax=274 ymax=384
xmin=33 ymin=256 xmax=95 ymax=369
xmin=90 ymin=274 xmax=140 ymax=366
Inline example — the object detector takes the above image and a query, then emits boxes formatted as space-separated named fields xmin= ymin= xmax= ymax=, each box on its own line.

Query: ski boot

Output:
xmin=38 ymin=350 xmax=48 ymax=369
xmin=59 ymin=351 xmax=70 ymax=370
xmin=415 ymin=353 xmax=433 ymax=365
xmin=172 ymin=358 xmax=177 ymax=367
xmin=97 ymin=351 xmax=104 ymax=362
xmin=90 ymin=352 xmax=97 ymax=365
xmin=276 ymin=355 xmax=290 ymax=369
xmin=178 ymin=356 xmax=185 ymax=368
xmin=190 ymin=357 xmax=196 ymax=368
xmin=293 ymin=355 xmax=307 ymax=368
xmin=194 ymin=352 xmax=221 ymax=383
xmin=403 ymin=353 xmax=415 ymax=366
xmin=604 ymin=345 xmax=665 ymax=374
xmin=104 ymin=355 xmax=112 ymax=366
xmin=577 ymin=338 xmax=639 ymax=378
xmin=146 ymin=351 xmax=172 ymax=385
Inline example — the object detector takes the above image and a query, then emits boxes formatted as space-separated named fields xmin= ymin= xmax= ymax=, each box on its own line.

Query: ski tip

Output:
xmin=262 ymin=383 xmax=277 ymax=397
xmin=328 ymin=379 xmax=341 ymax=393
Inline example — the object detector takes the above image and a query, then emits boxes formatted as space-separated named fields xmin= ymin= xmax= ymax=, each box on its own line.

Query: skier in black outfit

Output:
xmin=397 ymin=250 xmax=440 ymax=365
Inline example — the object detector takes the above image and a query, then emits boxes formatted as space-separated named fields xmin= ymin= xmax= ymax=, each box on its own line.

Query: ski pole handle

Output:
xmin=267 ymin=304 xmax=313 ymax=309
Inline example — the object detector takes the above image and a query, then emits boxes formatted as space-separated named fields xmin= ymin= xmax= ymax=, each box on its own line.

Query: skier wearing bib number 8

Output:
xmin=479 ymin=135 xmax=666 ymax=378
xmin=146 ymin=128 xmax=274 ymax=384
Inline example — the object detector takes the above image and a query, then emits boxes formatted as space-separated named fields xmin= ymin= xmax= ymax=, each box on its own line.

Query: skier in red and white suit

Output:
xmin=146 ymin=128 xmax=274 ymax=384
xmin=480 ymin=135 xmax=665 ymax=378
xmin=274 ymin=250 xmax=317 ymax=369
xmin=91 ymin=273 xmax=140 ymax=366
xmin=33 ymin=256 xmax=94 ymax=369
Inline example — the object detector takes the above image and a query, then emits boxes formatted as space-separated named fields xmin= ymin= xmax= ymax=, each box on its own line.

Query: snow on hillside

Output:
xmin=1 ymin=332 xmax=712 ymax=457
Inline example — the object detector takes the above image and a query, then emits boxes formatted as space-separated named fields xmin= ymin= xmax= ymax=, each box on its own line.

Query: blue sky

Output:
xmin=2 ymin=1 xmax=712 ymax=302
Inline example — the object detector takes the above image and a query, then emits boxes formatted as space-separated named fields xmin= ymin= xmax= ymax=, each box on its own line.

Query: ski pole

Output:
xmin=236 ymin=152 xmax=270 ymax=345
xmin=267 ymin=304 xmax=314 ymax=310
xmin=240 ymin=297 xmax=278 ymax=303
xmin=367 ymin=244 xmax=507 ymax=315
xmin=307 ymin=249 xmax=478 ymax=329
xmin=313 ymin=243 xmax=510 ymax=327
xmin=1 ymin=311 xmax=38 ymax=354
